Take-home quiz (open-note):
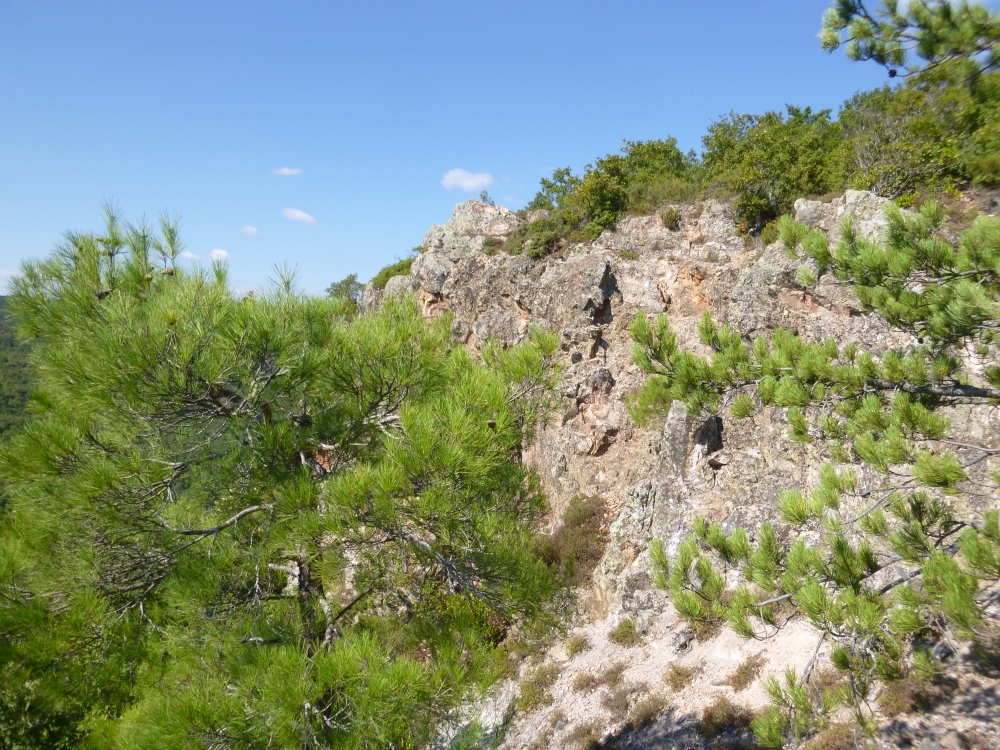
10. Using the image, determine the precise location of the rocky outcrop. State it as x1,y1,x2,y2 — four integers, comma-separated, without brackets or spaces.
393,194,999,750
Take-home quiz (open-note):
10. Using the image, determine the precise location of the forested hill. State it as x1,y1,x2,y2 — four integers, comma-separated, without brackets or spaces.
0,296,32,436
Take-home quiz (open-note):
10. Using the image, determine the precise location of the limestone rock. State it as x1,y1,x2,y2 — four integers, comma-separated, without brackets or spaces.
422,199,522,261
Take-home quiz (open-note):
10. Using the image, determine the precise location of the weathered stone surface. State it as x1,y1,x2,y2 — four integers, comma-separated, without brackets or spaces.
422,199,522,261
386,192,1000,750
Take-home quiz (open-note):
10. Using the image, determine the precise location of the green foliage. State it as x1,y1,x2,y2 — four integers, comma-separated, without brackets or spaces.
702,106,846,232
526,167,581,211
482,236,503,255
752,670,843,748
324,273,364,317
839,84,965,199
0,297,32,437
660,207,682,230
574,139,699,238
638,206,1000,746
505,210,576,259
0,212,563,747
532,494,607,586
823,1,1000,193
517,663,560,711
608,618,642,647
821,0,1000,82
370,255,415,289
565,633,590,657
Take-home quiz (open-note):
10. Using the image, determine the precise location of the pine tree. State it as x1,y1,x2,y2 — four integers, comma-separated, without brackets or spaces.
821,1,1000,83
0,209,561,748
633,204,1000,745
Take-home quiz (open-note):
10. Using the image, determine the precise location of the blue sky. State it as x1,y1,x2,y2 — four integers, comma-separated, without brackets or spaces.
0,0,893,294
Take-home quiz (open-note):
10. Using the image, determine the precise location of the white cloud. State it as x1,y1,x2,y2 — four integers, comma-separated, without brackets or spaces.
179,250,235,262
273,167,303,176
239,225,260,236
441,168,494,192
283,208,317,225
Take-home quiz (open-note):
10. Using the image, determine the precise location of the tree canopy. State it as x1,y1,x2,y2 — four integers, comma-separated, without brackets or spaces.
0,297,32,438
0,211,561,748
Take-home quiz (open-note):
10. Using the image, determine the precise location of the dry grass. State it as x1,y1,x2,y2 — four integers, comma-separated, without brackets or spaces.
608,618,643,647
803,723,865,750
601,686,633,720
697,696,755,737
564,721,602,750
691,618,723,642
600,661,628,689
565,633,590,658
727,654,767,692
665,663,696,691
626,694,666,731
517,663,561,711
878,674,956,716
572,672,600,693
573,661,628,693
526,728,553,750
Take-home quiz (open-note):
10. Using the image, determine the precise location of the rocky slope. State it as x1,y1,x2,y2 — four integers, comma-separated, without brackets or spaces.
368,193,1000,750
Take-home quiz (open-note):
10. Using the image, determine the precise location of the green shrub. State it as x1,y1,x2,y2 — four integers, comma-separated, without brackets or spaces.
877,675,941,717
575,139,698,237
325,273,364,317
572,660,629,693
618,250,639,261
759,219,781,247
370,256,414,289
481,236,502,255
526,167,581,211
803,723,864,750
518,664,561,711
600,685,634,720
608,618,642,647
505,211,573,259
839,85,964,200
565,633,590,657
0,297,32,437
532,495,607,585
698,696,755,737
659,207,682,230
629,175,699,214
702,106,846,232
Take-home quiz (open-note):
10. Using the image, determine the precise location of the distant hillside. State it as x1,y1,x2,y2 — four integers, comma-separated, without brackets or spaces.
0,296,32,436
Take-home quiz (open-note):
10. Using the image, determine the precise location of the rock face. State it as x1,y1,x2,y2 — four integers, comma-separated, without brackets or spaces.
402,196,903,611
385,196,999,749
